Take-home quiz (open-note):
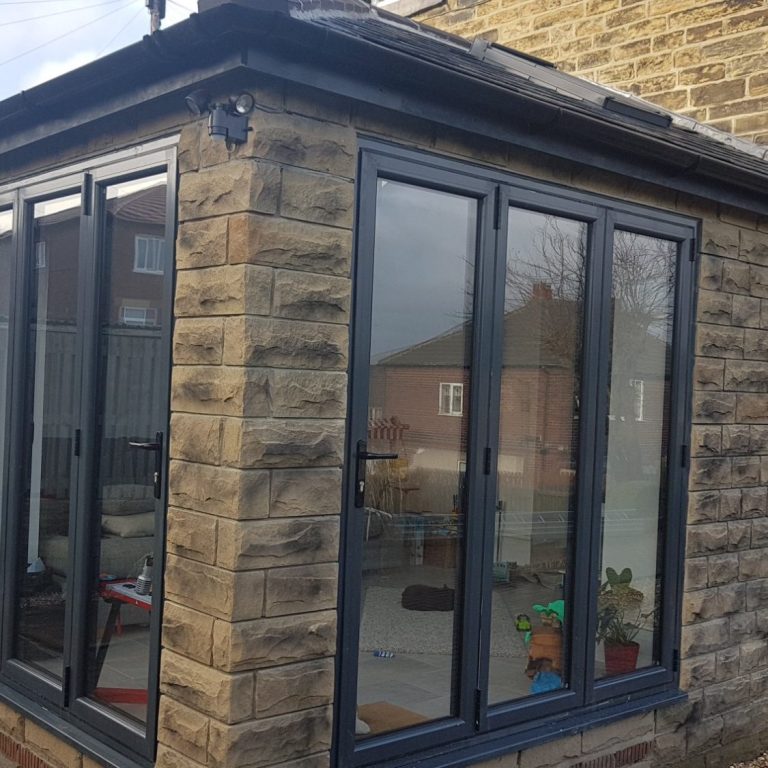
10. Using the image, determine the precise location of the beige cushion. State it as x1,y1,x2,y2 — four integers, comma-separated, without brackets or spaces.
102,512,155,538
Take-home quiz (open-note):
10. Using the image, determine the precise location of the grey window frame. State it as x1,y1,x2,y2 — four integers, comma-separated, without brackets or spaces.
0,140,177,768
335,140,696,768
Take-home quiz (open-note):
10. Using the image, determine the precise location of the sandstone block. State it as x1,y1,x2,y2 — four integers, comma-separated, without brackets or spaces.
749,425,768,452
228,214,351,276
733,456,762,486
723,260,751,295
239,110,356,177
742,487,767,517
725,360,768,392
254,658,335,717
25,722,81,768
730,611,757,641
179,161,280,220
581,712,654,753
270,468,342,517
213,611,336,672
217,517,340,570
693,392,735,423
162,601,214,665
680,653,717,690
170,413,224,465
518,733,580,768
265,563,339,616
208,706,332,768
161,649,254,723
716,646,740,681
692,425,721,456
175,264,272,317
169,461,270,519
703,677,746,716
733,295,762,328
728,520,752,550
746,578,768,610
221,418,345,469
697,289,731,325
720,489,742,520
740,639,768,673
708,553,739,586
156,744,207,768
694,358,725,390
686,557,709,590
0,701,23,740
165,554,265,621
177,218,227,269
687,523,729,556
173,317,224,365
270,370,347,419
158,696,210,764
761,299,768,329
701,221,742,258
696,325,744,359
681,618,730,656
224,316,348,370
178,122,201,174
744,329,768,360
273,270,350,324
687,713,722,753
752,518,768,548
167,506,217,564
736,393,768,422
739,548,768,580
172,366,270,418
688,490,719,524
280,167,354,228
690,457,731,490
699,253,723,290
752,263,768,298
722,425,750,455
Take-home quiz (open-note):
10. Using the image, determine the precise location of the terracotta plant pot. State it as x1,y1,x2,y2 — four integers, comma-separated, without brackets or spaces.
603,641,640,676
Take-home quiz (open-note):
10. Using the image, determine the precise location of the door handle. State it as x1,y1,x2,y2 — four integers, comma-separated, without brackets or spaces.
355,440,399,508
129,431,164,499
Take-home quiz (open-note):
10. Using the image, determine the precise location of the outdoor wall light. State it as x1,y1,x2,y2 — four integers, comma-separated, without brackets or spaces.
183,90,256,146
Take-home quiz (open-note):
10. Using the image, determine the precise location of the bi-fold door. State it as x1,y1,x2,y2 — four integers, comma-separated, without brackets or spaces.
337,144,695,768
0,147,176,759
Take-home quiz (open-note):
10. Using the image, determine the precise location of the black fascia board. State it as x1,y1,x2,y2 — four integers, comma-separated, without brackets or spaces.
0,3,767,214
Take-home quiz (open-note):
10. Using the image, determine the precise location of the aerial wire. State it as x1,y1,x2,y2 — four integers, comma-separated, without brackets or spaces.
96,4,144,56
0,0,126,29
0,0,134,68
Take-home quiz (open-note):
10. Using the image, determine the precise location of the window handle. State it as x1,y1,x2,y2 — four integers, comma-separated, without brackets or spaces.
129,432,164,499
355,440,399,508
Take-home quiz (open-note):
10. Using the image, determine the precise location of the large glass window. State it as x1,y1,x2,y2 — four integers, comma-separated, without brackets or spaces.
0,151,173,763
342,147,695,767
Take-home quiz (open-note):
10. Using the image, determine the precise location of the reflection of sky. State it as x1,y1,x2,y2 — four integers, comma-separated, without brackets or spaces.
370,180,476,360
0,210,12,237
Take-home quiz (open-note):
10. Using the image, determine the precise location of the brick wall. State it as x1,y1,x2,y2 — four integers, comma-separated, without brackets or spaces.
413,0,768,142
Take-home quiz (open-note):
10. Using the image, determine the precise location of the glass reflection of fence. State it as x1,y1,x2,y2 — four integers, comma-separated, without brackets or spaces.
32,325,162,498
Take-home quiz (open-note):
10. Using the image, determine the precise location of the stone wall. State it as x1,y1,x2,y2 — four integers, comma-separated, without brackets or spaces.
412,0,768,142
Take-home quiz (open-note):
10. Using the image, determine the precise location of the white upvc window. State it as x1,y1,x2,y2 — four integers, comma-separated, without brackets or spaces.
121,306,158,327
439,382,463,416
134,235,165,274
630,378,645,422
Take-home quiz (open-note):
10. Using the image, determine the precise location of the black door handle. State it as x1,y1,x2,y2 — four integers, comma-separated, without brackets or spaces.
129,431,164,499
355,440,399,508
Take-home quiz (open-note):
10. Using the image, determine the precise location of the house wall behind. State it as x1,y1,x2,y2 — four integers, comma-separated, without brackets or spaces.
412,0,768,142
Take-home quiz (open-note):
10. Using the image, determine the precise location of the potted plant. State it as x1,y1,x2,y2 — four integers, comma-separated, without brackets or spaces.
596,567,649,676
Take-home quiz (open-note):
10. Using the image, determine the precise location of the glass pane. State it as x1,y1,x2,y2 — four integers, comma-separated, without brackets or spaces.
356,179,476,738
16,193,81,680
595,230,676,679
85,174,167,725
0,210,12,518
488,209,586,704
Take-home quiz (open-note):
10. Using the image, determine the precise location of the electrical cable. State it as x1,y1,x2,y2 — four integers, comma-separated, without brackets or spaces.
95,4,143,56
0,0,126,29
166,0,195,12
0,0,134,68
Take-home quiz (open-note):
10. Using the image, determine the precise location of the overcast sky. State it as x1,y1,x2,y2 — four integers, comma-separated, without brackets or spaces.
0,0,195,102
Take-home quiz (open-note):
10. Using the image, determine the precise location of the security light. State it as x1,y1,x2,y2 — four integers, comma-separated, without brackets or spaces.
184,89,211,116
233,92,255,115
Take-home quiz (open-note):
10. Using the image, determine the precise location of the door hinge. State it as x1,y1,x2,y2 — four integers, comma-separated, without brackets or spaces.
474,688,482,729
74,429,81,457
493,188,501,230
681,443,689,469
484,446,492,475
81,173,93,217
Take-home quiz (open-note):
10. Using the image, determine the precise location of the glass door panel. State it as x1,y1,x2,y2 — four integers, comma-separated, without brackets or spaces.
595,231,676,679
355,179,477,738
84,174,168,725
15,193,81,680
488,208,586,705
0,209,12,510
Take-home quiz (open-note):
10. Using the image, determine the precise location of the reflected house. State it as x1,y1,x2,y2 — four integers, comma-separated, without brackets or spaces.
370,283,670,572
